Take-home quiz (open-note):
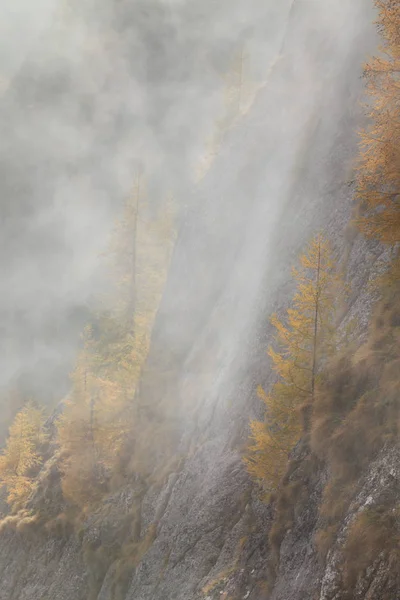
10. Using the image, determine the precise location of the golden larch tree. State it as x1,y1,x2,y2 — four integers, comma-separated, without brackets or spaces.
244,234,342,496
196,45,264,182
57,175,178,507
0,402,47,509
57,326,128,507
105,173,176,381
356,0,400,243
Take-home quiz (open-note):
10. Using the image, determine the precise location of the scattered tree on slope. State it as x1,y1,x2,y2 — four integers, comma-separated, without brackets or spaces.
57,174,177,508
263,3,400,591
356,0,400,243
0,402,47,510
57,326,128,507
244,234,343,496
196,44,264,182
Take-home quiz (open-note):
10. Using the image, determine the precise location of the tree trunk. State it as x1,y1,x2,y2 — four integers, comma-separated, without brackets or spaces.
130,169,141,337
305,239,321,433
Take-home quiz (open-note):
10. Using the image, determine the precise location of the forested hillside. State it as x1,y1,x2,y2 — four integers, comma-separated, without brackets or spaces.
0,0,398,599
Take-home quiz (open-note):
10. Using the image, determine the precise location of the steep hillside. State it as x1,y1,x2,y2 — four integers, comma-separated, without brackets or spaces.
1,1,397,600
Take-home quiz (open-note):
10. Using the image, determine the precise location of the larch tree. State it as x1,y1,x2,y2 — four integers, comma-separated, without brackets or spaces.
223,46,247,118
196,44,263,182
57,326,128,507
57,175,178,506
112,189,178,475
103,179,177,400
0,402,47,509
356,0,400,243
222,45,265,120
109,167,145,336
244,234,343,496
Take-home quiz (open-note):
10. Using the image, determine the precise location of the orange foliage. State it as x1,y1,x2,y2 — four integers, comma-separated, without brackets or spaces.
244,235,342,495
356,0,400,243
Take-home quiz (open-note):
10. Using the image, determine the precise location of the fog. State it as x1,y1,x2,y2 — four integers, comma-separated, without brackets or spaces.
0,0,374,425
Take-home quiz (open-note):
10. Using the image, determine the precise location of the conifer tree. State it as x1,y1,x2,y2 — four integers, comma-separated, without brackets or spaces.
103,181,177,394
222,45,264,120
0,402,47,509
196,44,263,182
56,177,177,506
223,46,247,117
57,326,129,507
109,167,145,335
356,0,400,243
244,235,342,495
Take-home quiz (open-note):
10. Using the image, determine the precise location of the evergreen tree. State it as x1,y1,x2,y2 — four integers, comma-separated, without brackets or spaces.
109,168,145,335
57,326,127,506
223,46,247,117
244,235,342,496
356,0,400,243
0,402,47,509
57,178,177,506
196,44,263,182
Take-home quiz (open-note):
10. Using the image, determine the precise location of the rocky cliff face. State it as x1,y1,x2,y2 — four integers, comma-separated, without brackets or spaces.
1,2,395,600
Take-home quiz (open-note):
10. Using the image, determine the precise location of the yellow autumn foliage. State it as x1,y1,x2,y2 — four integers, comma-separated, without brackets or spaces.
0,402,47,510
356,0,400,243
57,329,129,507
196,45,264,182
244,235,343,496
57,173,177,508
106,174,176,377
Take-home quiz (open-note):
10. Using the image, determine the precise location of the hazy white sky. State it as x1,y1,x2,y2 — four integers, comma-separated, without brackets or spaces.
0,1,57,79
0,0,375,410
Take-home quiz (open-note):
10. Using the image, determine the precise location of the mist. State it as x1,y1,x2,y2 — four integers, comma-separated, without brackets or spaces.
0,1,389,598
0,0,374,423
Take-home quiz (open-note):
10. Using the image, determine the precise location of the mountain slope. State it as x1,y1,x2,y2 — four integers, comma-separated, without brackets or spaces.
0,1,389,600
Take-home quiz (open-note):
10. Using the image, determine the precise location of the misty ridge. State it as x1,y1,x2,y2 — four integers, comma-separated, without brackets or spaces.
0,0,398,599
0,0,299,410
